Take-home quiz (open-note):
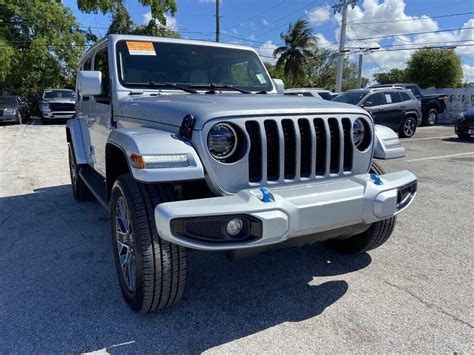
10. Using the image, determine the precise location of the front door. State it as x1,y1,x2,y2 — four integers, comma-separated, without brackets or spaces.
362,93,390,125
89,47,112,176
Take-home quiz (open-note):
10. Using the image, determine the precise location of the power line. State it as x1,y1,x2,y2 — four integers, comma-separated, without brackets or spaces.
349,11,474,25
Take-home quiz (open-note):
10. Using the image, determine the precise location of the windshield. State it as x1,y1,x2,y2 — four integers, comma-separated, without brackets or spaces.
332,91,367,105
0,97,16,105
43,90,75,99
116,40,273,92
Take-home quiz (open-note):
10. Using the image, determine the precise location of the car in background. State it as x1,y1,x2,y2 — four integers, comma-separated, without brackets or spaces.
285,88,335,101
333,87,421,138
0,95,30,124
40,89,76,123
455,106,474,139
368,83,447,126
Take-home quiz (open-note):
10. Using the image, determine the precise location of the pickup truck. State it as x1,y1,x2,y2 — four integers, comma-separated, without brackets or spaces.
40,89,76,122
66,35,417,312
368,83,448,126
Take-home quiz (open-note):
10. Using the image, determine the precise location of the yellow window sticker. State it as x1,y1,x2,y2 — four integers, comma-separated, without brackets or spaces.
126,41,156,56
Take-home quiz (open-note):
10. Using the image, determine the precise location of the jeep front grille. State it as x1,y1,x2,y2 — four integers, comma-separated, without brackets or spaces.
245,117,354,183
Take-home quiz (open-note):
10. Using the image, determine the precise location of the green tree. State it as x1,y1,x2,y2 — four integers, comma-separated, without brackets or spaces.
405,48,463,88
0,1,86,103
273,19,317,86
374,68,407,84
78,0,178,36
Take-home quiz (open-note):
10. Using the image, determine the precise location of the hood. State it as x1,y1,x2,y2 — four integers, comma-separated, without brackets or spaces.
0,104,16,110
119,93,368,129
464,106,474,119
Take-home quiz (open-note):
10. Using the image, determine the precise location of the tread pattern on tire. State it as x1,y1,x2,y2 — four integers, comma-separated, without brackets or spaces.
326,161,397,254
117,175,187,313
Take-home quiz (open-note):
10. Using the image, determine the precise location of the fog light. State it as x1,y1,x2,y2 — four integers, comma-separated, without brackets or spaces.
226,218,243,236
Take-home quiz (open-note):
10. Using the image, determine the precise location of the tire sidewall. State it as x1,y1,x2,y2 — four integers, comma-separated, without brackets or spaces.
427,108,438,126
400,116,416,138
110,177,145,311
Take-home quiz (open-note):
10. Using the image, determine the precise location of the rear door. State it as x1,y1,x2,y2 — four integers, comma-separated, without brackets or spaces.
382,91,404,129
88,47,112,175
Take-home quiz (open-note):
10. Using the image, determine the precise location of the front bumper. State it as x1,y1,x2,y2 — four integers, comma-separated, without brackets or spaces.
455,119,474,135
155,171,417,251
0,114,17,122
42,111,75,120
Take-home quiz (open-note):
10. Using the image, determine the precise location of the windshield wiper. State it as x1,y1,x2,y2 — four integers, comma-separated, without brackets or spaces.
124,81,198,94
190,83,252,94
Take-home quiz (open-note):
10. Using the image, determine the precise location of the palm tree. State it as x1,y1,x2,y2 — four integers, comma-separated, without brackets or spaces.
273,19,317,86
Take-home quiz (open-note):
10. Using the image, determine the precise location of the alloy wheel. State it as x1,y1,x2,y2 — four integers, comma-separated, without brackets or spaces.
403,118,416,137
115,196,136,291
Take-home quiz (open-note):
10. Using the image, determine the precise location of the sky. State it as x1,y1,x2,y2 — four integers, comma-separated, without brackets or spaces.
64,0,474,83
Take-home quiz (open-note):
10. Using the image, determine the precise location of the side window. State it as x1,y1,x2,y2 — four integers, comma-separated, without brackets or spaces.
407,85,421,99
94,49,110,98
83,57,92,71
364,93,385,106
389,92,402,103
400,92,411,101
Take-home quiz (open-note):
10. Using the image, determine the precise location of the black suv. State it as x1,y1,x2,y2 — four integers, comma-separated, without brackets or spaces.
333,88,421,138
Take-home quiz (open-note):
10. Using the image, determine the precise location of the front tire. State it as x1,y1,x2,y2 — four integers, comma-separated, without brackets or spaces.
111,174,187,313
399,116,417,138
326,161,397,254
68,144,94,201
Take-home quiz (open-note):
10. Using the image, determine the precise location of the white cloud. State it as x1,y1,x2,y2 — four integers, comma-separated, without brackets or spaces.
262,18,269,26
329,0,474,82
306,5,331,25
142,11,177,30
462,64,474,83
257,40,278,64
314,32,336,50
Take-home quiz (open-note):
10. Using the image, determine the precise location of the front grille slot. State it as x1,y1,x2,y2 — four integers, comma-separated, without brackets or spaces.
246,121,262,182
342,118,353,171
264,120,280,181
298,119,311,177
282,119,296,179
313,118,326,176
328,118,340,174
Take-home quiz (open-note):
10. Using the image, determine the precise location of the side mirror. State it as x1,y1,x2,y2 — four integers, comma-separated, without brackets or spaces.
272,78,285,94
77,71,102,96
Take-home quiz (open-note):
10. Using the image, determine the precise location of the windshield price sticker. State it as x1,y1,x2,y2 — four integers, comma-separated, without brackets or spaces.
256,73,267,84
126,41,156,56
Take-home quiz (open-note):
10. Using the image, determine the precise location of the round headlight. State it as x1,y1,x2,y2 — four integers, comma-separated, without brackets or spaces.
352,118,365,148
207,123,237,160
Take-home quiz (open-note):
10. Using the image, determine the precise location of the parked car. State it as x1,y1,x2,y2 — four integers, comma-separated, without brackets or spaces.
67,34,417,312
0,95,29,124
40,89,76,123
368,83,447,126
455,106,474,139
333,87,421,138
285,88,335,100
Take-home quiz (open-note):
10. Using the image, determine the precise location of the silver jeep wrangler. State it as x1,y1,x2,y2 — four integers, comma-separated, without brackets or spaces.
66,35,417,313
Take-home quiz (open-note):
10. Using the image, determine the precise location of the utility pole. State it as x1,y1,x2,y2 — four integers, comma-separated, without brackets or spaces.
357,53,363,89
333,0,356,92
215,0,220,42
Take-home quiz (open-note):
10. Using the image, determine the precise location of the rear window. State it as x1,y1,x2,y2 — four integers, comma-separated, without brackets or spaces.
407,85,422,98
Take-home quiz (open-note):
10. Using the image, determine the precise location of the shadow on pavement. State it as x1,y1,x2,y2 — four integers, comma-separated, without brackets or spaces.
442,137,474,144
0,185,371,353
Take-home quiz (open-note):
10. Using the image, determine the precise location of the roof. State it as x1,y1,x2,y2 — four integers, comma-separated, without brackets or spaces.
285,88,331,92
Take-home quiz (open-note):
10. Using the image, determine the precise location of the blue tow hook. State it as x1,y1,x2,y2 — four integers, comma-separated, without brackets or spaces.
259,187,274,203
370,173,383,185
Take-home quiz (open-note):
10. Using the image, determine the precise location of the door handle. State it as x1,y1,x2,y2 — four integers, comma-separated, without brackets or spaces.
378,108,385,112
400,105,406,108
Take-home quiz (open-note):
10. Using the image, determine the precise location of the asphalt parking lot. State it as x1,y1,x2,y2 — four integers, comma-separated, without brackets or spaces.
0,122,473,353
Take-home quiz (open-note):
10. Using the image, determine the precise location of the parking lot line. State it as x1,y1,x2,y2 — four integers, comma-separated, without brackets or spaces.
405,135,456,141
406,152,474,162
